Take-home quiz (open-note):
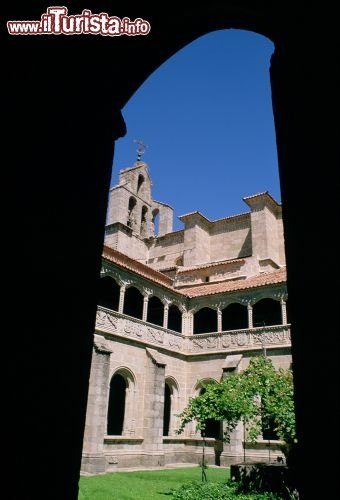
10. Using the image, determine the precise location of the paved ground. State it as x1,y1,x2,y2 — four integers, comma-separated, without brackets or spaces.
80,463,229,476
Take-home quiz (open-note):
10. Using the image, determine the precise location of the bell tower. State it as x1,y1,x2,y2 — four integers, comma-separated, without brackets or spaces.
106,138,155,238
106,160,154,236
104,140,174,261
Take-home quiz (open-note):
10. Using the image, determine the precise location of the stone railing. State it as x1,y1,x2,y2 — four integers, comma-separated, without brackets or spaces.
188,327,290,354
95,306,291,356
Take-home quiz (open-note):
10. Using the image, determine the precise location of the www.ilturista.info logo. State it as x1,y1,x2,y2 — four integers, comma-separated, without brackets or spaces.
7,6,151,36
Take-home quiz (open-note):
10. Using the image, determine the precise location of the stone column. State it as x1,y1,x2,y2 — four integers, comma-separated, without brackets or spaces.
163,303,169,329
122,387,136,436
186,310,194,335
221,421,245,466
168,394,174,436
118,284,126,314
142,295,149,322
181,311,186,335
281,298,287,325
81,335,112,474
247,303,253,329
217,309,222,333
189,420,201,438
142,348,166,466
167,392,180,436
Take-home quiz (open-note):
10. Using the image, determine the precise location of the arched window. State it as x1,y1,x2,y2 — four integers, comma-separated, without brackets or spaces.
222,303,248,331
97,276,120,311
262,414,279,441
147,295,164,326
194,307,217,334
141,205,148,235
127,197,137,227
107,374,126,435
123,286,144,319
152,208,159,236
163,377,179,437
253,298,282,327
168,304,182,333
199,386,222,439
137,174,145,193
163,383,171,436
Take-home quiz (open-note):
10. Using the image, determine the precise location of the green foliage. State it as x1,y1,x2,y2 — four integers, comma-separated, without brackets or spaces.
176,356,296,454
170,480,281,499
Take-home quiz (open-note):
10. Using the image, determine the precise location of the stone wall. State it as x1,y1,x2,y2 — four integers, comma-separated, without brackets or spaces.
182,216,211,267
105,223,148,262
148,230,184,270
81,306,291,471
210,215,252,261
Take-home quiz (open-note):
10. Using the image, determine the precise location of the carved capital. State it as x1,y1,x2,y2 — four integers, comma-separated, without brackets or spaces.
160,296,172,307
142,287,153,298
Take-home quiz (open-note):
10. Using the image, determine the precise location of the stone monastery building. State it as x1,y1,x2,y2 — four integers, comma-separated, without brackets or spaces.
81,161,291,474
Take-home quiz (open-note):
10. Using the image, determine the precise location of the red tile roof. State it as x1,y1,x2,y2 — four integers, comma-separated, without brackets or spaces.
102,246,174,288
101,247,286,298
182,268,287,297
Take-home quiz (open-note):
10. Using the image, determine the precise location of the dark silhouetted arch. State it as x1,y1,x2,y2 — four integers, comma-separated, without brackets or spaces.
107,374,126,435
8,5,339,498
253,298,282,326
123,286,143,319
97,276,120,311
194,307,217,334
163,383,171,436
168,304,182,333
147,295,164,326
222,302,248,331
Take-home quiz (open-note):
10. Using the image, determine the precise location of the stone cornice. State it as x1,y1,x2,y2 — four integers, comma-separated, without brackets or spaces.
93,334,112,354
146,347,167,367
177,258,245,275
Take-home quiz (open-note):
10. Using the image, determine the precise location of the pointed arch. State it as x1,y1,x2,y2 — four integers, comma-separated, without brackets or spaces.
97,275,120,311
137,173,145,193
252,297,282,326
123,285,144,319
163,376,180,436
107,373,126,435
147,295,164,326
222,302,248,331
107,367,137,436
152,208,160,236
168,303,182,333
193,307,217,334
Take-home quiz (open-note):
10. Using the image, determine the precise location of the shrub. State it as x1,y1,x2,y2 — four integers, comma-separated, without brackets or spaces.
170,480,281,499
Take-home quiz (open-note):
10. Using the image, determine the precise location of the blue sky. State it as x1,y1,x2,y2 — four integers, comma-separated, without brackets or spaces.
111,29,280,230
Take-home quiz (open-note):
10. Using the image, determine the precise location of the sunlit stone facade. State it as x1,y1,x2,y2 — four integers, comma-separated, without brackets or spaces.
81,162,290,473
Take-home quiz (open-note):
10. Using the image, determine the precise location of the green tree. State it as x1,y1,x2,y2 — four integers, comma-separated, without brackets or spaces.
176,356,296,460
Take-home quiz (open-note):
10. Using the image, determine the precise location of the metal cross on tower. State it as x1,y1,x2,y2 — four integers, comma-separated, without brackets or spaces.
134,139,148,162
